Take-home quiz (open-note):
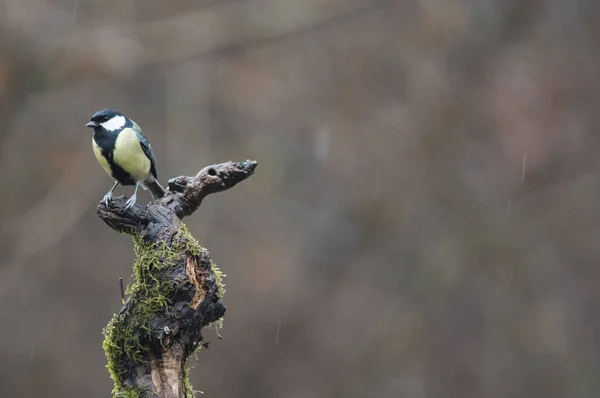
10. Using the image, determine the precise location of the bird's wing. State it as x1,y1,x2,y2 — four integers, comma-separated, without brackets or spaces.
132,122,158,179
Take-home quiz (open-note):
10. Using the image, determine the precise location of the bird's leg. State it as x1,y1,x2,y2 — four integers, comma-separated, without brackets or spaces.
103,181,119,206
124,182,140,210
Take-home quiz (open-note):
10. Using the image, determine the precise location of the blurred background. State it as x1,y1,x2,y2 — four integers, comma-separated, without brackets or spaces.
2,0,600,397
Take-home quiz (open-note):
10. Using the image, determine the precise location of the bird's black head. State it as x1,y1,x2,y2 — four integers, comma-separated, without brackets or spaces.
86,109,127,132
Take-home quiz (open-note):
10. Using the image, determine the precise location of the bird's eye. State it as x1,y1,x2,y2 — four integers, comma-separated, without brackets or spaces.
102,116,110,122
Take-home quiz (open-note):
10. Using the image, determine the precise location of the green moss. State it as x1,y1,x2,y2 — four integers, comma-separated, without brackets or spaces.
179,225,227,331
103,225,226,398
180,227,227,394
209,260,226,331
113,387,149,398
183,350,201,397
103,231,184,396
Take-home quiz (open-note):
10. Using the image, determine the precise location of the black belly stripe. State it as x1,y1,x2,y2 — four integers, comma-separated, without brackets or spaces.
109,163,136,186
94,130,136,186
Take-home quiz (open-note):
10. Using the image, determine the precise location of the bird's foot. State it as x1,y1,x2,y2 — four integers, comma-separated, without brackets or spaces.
102,192,113,207
124,194,137,210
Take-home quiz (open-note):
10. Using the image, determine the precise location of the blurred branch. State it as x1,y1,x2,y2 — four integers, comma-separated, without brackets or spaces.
97,160,256,398
5,0,386,78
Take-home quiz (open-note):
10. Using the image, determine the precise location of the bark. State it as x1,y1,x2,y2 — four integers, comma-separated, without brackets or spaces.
98,160,257,398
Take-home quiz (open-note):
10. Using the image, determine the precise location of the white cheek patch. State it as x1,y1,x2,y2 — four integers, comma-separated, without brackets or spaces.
101,115,126,131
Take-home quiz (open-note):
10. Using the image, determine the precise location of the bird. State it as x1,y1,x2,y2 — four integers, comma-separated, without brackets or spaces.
86,109,165,209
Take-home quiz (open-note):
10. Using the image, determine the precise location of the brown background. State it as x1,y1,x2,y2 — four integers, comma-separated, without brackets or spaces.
2,1,600,397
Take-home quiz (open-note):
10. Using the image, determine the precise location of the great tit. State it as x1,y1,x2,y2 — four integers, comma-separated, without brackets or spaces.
86,109,165,209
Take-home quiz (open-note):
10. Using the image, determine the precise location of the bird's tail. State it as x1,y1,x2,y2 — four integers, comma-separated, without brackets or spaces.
145,179,165,199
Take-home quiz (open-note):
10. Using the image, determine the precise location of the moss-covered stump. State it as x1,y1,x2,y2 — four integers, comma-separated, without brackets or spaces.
97,160,257,398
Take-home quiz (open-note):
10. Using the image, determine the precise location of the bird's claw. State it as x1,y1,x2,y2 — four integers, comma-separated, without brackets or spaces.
124,195,137,210
102,192,113,207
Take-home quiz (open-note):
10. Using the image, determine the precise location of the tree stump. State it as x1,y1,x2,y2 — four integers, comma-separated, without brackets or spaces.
97,160,257,398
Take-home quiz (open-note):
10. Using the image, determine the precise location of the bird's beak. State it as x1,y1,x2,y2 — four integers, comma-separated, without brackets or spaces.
86,121,98,128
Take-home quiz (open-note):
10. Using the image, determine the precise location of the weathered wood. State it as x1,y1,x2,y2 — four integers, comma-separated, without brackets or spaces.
98,160,257,398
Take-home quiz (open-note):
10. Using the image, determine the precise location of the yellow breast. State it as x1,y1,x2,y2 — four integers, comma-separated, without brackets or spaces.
93,139,113,177
113,128,151,182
